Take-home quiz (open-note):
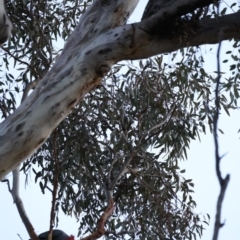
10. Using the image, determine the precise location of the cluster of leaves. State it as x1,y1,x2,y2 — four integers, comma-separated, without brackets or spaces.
23,51,230,239
1,1,240,240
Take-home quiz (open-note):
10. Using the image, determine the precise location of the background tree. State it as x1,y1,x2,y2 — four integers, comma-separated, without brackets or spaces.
0,0,239,239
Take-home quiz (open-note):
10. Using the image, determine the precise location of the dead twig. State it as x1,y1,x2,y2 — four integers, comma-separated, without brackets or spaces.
212,20,230,240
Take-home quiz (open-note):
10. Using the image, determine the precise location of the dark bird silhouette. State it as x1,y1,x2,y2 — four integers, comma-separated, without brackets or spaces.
30,229,74,240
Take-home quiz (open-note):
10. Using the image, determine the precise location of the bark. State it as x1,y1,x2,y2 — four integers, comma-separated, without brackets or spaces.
0,0,240,179
0,0,12,44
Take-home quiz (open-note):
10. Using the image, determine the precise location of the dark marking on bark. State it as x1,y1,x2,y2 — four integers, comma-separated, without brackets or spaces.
81,68,87,75
67,55,72,62
15,123,25,132
125,34,132,40
85,50,92,55
26,111,32,116
98,48,112,54
58,66,73,80
18,132,23,137
51,102,60,109
44,95,50,101
89,16,96,23
101,0,110,7
114,34,119,37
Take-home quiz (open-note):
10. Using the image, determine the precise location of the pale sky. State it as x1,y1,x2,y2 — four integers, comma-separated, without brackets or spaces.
0,1,240,240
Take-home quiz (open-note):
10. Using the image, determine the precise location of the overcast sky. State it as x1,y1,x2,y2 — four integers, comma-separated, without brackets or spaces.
0,1,239,240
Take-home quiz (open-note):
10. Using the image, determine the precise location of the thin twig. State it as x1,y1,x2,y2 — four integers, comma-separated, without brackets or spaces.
212,10,230,239
1,46,39,77
213,41,223,186
48,129,59,240
17,233,24,240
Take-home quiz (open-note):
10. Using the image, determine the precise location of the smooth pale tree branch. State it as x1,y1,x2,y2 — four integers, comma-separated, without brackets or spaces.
2,165,38,240
0,0,139,179
1,0,240,179
9,45,54,240
12,171,39,240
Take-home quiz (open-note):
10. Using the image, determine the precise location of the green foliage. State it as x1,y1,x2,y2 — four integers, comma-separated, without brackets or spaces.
24,51,238,239
1,1,240,239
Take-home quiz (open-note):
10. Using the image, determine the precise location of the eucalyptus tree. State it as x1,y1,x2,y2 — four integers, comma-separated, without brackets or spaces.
0,0,239,239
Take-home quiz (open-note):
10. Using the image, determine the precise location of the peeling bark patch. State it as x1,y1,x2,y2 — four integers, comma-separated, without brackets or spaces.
15,122,25,132
98,48,112,54
114,7,118,13
58,66,73,81
37,138,46,146
67,99,78,109
96,64,110,77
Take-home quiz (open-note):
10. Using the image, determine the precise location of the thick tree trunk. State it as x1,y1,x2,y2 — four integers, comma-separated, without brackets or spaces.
1,0,240,179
